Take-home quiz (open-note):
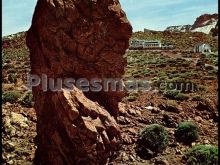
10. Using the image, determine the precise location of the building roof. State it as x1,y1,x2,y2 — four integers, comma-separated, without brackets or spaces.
194,43,210,47
131,39,161,43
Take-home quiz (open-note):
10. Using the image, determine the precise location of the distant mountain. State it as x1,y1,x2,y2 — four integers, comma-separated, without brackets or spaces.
165,25,192,32
165,13,218,35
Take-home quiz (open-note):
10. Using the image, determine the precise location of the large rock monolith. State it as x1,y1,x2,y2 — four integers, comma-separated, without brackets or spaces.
26,0,132,164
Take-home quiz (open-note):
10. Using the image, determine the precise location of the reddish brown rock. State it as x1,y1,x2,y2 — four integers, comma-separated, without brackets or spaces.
26,0,132,164
192,13,218,29
33,87,121,164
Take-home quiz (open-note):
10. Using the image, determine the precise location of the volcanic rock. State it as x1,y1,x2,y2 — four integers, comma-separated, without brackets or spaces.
26,0,132,164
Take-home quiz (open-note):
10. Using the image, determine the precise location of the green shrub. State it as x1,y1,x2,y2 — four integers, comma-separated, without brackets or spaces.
196,85,207,92
205,65,215,70
158,72,167,77
196,61,205,67
180,73,188,78
3,91,22,103
150,70,156,74
8,73,17,84
175,93,189,101
143,69,151,76
127,92,139,102
2,63,13,69
203,76,216,80
137,124,169,154
208,69,218,75
163,90,179,99
175,122,199,145
20,91,33,107
7,68,16,74
167,100,178,107
185,145,218,165
192,95,204,101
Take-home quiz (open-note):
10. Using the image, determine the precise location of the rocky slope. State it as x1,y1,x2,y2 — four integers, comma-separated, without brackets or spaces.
165,13,218,35
2,30,218,164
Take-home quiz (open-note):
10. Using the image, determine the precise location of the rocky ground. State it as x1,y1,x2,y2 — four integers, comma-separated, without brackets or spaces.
2,31,218,164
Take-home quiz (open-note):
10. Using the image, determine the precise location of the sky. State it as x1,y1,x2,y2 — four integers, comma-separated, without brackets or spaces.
2,0,218,36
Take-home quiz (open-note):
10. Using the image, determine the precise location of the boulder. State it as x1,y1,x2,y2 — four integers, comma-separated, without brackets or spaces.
26,0,132,164
33,87,121,164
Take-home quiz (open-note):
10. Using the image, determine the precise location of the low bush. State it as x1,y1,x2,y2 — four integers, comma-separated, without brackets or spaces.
185,145,218,165
8,73,17,84
196,85,207,92
163,90,179,99
175,93,189,101
203,76,216,80
175,121,199,145
7,68,16,74
127,92,139,102
20,91,34,108
192,95,204,101
137,124,169,158
208,69,218,75
3,90,22,103
2,63,13,69
205,65,215,70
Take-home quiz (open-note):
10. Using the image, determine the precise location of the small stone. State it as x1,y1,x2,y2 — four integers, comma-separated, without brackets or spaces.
8,160,14,165
169,130,175,135
4,142,15,152
2,153,7,161
212,112,218,122
118,103,127,115
169,141,178,147
154,157,169,165
5,102,12,106
129,155,136,162
128,108,141,116
122,153,129,161
204,140,209,144
195,116,203,122
118,116,131,125
162,114,177,128
8,127,16,137
176,149,182,155
146,106,154,110
17,131,24,137
152,108,160,114
121,133,133,144
191,142,196,146
196,101,213,112
11,112,28,128
127,128,137,135
158,103,181,113
122,152,126,157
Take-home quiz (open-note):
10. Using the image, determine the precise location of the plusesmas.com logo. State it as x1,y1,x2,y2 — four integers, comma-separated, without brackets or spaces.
26,74,198,93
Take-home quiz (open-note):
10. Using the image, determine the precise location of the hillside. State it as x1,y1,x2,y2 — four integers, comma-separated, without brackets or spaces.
132,30,218,51
2,31,218,164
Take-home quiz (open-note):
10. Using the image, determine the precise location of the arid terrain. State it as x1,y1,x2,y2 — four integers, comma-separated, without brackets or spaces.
2,30,218,164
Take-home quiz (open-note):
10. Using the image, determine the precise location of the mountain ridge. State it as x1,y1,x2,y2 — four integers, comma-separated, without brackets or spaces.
165,13,218,35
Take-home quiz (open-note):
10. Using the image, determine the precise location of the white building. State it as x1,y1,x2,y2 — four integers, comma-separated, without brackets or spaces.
161,44,175,49
130,39,161,49
194,43,211,53
130,40,145,49
143,40,162,48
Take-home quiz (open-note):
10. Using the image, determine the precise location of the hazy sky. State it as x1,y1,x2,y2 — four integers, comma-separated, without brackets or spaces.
2,0,218,36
